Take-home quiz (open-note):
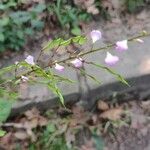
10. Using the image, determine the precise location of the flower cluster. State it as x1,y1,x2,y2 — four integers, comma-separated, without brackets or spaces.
90,30,144,66
20,30,144,80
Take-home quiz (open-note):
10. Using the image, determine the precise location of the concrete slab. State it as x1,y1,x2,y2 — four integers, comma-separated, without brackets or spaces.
7,10,150,113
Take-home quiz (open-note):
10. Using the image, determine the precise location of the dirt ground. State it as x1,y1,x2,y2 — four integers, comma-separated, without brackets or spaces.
105,100,150,150
0,98,149,150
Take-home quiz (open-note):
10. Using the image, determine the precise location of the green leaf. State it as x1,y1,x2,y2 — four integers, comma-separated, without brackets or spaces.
17,31,24,39
71,27,81,36
72,36,81,43
25,28,34,35
91,62,129,86
78,36,87,45
46,123,56,133
72,36,87,45
55,87,65,106
10,11,31,24
47,83,65,107
0,4,6,10
31,20,44,29
60,39,71,46
0,129,6,137
6,2,17,7
0,17,9,26
126,0,144,13
0,100,12,123
54,74,75,83
0,65,16,76
80,68,101,84
31,3,46,13
43,35,87,52
0,33,4,42
92,134,104,150
43,38,63,51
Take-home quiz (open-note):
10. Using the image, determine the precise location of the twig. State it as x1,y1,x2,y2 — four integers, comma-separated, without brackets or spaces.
2,122,29,129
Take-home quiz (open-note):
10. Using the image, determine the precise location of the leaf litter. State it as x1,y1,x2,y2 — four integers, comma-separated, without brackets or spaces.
0,99,149,150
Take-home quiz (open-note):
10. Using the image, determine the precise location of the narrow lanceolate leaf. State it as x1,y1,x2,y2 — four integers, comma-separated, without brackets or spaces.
53,74,75,83
47,83,65,107
72,36,87,45
0,130,6,137
80,68,101,84
71,27,81,36
55,87,65,107
72,36,82,43
0,100,12,123
92,134,104,150
90,62,129,86
60,39,71,46
78,36,87,45
43,36,87,52
0,65,16,76
43,38,63,51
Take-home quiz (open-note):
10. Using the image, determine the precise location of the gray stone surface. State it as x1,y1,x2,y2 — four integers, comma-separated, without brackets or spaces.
12,33,150,112
7,9,150,112
85,36,150,89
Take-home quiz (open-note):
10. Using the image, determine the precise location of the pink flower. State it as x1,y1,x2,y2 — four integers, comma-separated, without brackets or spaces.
90,30,102,43
55,63,64,72
25,55,35,65
15,61,19,65
115,40,128,51
105,52,119,66
71,58,83,68
21,76,29,82
135,38,144,43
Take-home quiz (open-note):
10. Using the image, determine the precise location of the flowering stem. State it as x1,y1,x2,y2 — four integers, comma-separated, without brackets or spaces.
21,32,150,78
1,32,149,85
54,32,150,65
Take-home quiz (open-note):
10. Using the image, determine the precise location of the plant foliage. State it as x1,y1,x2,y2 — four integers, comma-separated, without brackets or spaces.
0,0,46,52
125,0,145,13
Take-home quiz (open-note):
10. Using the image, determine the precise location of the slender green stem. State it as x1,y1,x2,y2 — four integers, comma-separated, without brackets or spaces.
54,32,150,64
1,32,150,84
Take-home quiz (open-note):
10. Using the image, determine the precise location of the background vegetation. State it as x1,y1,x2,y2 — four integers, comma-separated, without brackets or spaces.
0,0,148,53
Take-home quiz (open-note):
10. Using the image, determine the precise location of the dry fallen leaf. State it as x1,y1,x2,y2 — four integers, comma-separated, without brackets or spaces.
24,107,40,120
87,5,99,15
97,100,109,111
81,140,95,150
14,131,28,140
26,128,37,142
69,105,89,127
130,103,148,129
74,0,99,15
72,105,85,118
38,116,48,126
29,118,38,128
23,108,48,128
100,108,124,121
141,100,150,113
65,128,75,148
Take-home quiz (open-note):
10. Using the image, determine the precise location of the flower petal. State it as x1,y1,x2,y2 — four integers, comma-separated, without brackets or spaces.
71,58,83,68
55,63,64,72
25,55,35,65
105,52,119,66
21,76,29,82
115,40,128,51
90,30,102,43
15,61,19,65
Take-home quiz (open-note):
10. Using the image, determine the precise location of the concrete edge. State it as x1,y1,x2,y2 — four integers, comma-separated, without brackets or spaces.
11,74,150,117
